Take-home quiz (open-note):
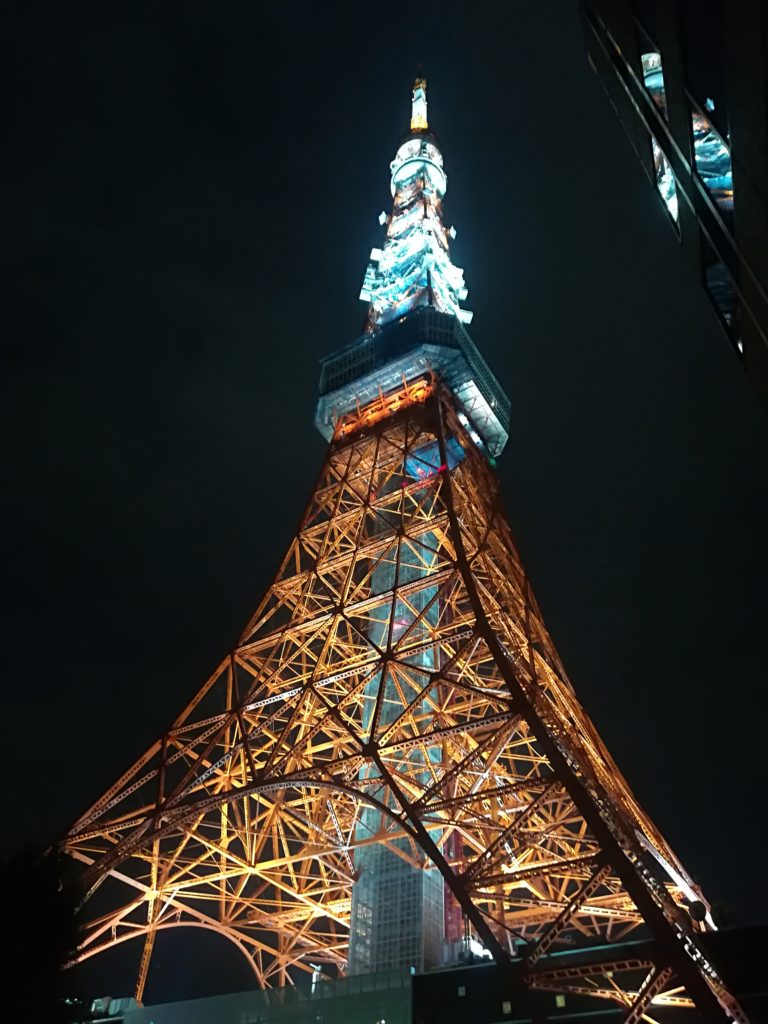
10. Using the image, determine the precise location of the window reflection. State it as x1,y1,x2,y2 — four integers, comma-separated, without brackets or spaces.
651,135,679,223
701,231,736,331
691,107,733,211
641,51,667,117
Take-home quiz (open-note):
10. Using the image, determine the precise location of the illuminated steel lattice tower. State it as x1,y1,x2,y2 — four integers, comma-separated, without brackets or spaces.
62,80,745,1022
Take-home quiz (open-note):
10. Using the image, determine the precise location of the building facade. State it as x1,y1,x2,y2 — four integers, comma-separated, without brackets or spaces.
579,0,768,410
75,925,768,1024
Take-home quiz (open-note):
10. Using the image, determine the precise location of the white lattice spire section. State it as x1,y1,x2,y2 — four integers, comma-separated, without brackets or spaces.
359,77,473,330
411,75,428,130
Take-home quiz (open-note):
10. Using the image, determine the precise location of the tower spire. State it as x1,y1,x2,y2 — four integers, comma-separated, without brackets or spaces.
358,78,471,332
410,74,428,131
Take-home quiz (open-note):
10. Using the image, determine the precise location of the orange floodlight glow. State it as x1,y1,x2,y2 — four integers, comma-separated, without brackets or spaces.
333,374,434,440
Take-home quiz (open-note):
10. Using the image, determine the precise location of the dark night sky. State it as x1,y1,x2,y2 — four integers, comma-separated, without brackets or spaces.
4,0,768,1003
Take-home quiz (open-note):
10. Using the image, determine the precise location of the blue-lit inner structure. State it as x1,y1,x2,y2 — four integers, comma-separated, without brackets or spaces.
315,78,511,975
350,463,444,973
405,437,464,479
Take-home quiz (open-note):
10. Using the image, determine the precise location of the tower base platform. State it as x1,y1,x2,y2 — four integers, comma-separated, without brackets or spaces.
76,923,768,1024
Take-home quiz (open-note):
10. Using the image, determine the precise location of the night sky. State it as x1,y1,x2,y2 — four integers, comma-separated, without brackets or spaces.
5,0,768,1004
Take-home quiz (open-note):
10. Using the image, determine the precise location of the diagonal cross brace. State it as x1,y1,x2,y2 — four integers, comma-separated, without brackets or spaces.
624,965,674,1024
525,861,613,966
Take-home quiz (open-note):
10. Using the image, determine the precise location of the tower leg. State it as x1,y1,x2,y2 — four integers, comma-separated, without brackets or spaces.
135,897,157,1003
135,844,160,1003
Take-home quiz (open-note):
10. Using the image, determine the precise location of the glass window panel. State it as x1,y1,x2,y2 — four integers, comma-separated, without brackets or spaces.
650,135,679,225
691,106,734,213
640,49,667,118
700,232,737,337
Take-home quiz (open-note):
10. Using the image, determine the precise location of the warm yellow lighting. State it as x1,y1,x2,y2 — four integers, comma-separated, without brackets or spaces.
411,76,428,131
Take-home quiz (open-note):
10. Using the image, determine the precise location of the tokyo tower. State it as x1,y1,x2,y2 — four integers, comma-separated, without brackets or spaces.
62,78,746,1022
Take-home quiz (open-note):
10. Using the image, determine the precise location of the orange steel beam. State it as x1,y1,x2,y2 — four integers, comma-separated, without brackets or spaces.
60,383,745,1022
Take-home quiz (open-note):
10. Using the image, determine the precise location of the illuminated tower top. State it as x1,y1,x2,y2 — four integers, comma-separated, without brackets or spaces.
316,78,509,456
360,77,471,331
410,76,428,131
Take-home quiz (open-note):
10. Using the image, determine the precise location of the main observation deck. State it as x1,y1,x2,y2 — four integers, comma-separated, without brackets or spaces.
315,308,510,457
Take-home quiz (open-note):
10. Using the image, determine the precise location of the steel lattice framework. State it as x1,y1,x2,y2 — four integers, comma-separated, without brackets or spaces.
63,382,744,1021
61,77,747,1022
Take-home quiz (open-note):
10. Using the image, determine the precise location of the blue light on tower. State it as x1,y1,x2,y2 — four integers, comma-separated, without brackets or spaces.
359,78,473,330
